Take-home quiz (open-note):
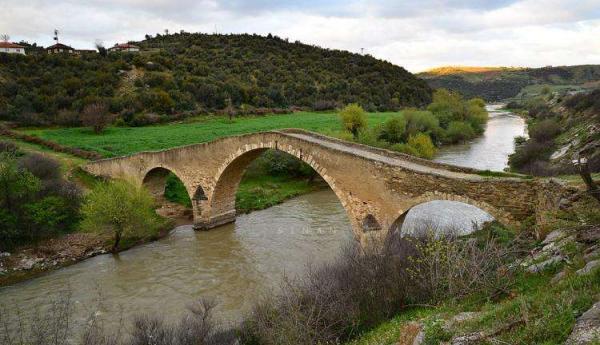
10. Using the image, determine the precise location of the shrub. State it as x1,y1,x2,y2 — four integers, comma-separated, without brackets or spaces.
0,141,18,155
339,103,367,139
377,115,406,144
403,109,442,142
529,119,562,142
313,100,338,111
82,102,112,134
18,153,61,180
408,133,436,159
391,143,419,156
81,179,164,252
445,121,476,143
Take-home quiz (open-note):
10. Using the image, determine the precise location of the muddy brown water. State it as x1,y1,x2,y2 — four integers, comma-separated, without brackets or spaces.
0,105,526,334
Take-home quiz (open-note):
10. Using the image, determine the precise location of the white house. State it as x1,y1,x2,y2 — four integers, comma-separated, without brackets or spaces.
109,43,140,53
0,41,26,55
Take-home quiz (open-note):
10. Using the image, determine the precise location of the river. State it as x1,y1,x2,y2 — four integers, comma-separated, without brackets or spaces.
0,105,526,333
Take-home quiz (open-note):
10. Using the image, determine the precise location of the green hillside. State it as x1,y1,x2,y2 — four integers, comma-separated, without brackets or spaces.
418,64,600,101
0,32,432,126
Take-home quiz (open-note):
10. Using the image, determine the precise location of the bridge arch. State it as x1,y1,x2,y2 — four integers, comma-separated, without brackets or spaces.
141,166,203,205
389,192,512,236
202,142,361,237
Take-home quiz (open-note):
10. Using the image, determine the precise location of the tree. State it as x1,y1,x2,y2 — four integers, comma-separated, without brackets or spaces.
81,180,163,252
408,133,436,159
95,39,107,57
340,103,367,139
0,34,9,42
224,96,236,121
82,102,111,134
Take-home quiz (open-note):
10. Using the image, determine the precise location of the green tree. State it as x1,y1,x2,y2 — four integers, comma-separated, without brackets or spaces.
81,179,163,252
377,116,406,144
445,121,476,144
340,103,367,139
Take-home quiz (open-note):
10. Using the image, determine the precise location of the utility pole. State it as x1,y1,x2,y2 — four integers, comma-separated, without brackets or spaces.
360,47,364,55
53,29,60,44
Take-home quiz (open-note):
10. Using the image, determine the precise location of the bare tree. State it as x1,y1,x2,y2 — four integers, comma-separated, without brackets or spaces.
82,102,112,134
0,34,9,42
95,39,107,57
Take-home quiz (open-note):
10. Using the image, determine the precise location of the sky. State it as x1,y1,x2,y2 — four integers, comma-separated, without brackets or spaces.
1,0,599,72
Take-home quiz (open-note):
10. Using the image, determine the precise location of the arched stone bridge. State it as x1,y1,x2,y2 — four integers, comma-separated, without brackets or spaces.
83,129,561,243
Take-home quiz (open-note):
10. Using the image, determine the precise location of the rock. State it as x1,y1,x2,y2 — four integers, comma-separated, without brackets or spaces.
443,312,482,332
396,321,424,345
577,226,600,244
551,270,567,284
543,229,567,245
527,255,564,273
565,301,600,344
0,252,10,258
584,247,600,263
577,260,600,276
451,332,485,345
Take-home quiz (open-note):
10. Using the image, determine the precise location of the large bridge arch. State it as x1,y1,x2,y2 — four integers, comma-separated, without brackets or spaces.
201,142,361,236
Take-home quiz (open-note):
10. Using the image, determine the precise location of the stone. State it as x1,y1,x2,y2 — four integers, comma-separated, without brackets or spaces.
542,229,567,245
451,332,485,345
527,255,564,273
565,301,600,344
577,260,600,276
551,270,567,284
584,247,600,263
82,129,562,243
443,312,482,331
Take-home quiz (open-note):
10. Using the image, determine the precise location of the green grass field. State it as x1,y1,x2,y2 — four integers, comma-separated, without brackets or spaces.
23,111,400,157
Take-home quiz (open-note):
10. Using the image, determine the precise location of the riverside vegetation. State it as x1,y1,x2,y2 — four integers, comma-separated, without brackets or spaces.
2,192,600,344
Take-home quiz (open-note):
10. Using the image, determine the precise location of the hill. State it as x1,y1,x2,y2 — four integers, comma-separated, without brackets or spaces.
418,64,600,101
0,32,432,126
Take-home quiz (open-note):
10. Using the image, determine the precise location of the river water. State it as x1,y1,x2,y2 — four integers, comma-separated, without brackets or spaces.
0,105,526,333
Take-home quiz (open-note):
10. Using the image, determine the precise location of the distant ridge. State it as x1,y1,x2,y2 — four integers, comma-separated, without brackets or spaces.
420,66,524,76
418,64,600,101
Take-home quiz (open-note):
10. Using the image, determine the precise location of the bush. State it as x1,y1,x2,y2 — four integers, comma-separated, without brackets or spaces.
529,119,562,142
82,102,112,134
404,109,441,140
240,228,516,345
408,133,436,159
81,179,165,252
445,121,476,144
339,103,367,139
18,153,61,180
391,143,419,156
377,115,406,144
0,141,18,155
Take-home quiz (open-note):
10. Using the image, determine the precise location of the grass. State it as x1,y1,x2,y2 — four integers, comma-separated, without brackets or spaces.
236,174,322,213
22,111,402,157
346,267,600,345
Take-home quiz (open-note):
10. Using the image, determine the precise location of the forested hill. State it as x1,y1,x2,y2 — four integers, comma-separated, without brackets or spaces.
0,32,432,126
418,65,600,101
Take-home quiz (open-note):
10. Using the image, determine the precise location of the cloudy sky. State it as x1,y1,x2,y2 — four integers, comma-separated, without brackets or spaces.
1,0,599,72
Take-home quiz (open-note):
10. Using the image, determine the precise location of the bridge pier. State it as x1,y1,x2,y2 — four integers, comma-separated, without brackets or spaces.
193,210,237,230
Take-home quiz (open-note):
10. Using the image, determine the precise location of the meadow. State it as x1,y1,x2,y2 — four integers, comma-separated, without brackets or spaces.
23,111,401,157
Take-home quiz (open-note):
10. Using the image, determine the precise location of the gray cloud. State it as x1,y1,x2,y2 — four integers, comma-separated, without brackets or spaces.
0,0,598,72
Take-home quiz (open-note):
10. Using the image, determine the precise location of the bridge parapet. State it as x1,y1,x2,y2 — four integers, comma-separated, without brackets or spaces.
83,129,567,243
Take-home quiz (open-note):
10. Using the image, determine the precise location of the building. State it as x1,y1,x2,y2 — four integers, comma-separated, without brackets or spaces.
0,41,26,55
46,43,75,54
109,43,140,53
75,49,97,55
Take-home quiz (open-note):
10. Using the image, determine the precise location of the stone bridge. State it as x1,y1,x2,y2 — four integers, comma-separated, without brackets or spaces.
83,129,562,243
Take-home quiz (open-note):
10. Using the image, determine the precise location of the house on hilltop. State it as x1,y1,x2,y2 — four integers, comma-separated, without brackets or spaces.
46,43,75,54
0,41,26,55
109,43,140,52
